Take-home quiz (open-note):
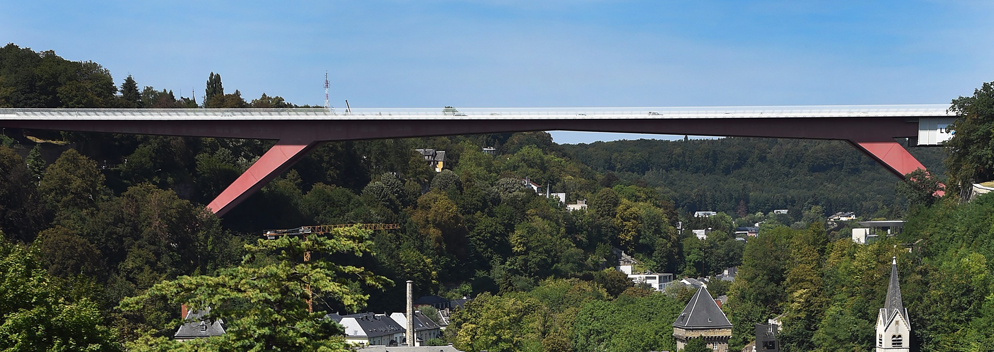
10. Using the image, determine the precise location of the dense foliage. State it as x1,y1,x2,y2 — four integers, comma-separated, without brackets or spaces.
564,138,944,218
3,44,994,351
119,227,388,351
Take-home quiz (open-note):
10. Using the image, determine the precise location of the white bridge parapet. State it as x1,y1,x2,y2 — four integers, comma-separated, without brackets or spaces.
0,104,953,121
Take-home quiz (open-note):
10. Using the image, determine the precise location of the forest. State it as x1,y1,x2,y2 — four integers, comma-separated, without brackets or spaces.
2,42,994,351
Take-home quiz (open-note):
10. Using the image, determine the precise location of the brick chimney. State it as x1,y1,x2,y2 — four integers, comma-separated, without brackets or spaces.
181,304,189,320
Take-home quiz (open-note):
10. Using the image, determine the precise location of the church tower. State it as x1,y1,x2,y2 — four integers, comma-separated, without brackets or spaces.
876,257,910,351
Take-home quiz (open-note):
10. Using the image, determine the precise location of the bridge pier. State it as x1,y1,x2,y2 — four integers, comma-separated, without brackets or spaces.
206,138,321,217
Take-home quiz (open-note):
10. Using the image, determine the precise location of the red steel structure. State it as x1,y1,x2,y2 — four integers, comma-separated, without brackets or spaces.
0,105,953,216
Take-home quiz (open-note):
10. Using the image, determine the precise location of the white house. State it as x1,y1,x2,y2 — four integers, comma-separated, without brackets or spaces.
694,211,717,218
616,253,674,292
567,199,588,212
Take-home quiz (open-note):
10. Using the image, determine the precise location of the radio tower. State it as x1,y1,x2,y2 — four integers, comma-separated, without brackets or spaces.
324,71,330,110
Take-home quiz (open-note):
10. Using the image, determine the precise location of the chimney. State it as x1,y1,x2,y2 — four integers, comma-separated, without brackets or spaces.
181,304,188,320
406,280,414,346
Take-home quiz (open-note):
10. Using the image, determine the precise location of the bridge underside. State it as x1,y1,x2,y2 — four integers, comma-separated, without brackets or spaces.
3,117,926,216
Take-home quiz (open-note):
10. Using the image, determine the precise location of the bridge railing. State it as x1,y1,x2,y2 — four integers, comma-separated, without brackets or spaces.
0,104,953,119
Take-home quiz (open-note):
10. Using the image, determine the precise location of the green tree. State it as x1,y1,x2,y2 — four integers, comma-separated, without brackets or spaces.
249,93,292,108
120,74,141,107
0,146,46,242
26,143,46,181
0,235,120,351
38,149,108,230
119,226,390,351
56,61,117,108
946,81,994,199
35,226,104,278
208,90,248,108
572,294,683,352
447,292,546,352
897,168,944,210
204,72,223,107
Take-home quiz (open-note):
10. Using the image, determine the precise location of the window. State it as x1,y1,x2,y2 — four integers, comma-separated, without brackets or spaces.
892,334,903,348
200,322,208,332
878,334,882,347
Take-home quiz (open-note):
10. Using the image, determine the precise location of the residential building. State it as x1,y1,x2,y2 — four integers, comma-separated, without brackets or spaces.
773,209,788,215
567,199,588,212
694,211,717,218
876,257,911,352
692,229,708,240
481,146,496,156
328,312,406,347
715,267,737,282
174,307,225,341
754,323,780,352
852,228,878,244
522,177,541,193
858,220,906,237
829,212,857,222
630,272,676,291
415,149,446,172
680,277,707,290
734,227,759,238
615,250,674,291
673,286,732,351
390,311,442,346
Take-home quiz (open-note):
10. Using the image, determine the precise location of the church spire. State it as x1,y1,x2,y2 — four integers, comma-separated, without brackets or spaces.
884,256,908,324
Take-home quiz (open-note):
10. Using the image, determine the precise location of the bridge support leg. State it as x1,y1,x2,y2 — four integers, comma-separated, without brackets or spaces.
849,141,927,178
207,138,320,217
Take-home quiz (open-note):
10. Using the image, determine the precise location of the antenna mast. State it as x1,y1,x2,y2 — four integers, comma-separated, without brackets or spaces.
324,71,330,110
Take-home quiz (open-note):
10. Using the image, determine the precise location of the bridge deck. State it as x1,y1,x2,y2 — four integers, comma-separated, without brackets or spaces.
0,104,952,120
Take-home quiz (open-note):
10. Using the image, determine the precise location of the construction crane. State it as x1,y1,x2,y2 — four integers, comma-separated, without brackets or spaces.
261,223,400,312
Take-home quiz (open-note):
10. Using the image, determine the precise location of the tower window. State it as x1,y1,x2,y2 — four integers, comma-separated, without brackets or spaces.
892,334,903,347
878,334,882,347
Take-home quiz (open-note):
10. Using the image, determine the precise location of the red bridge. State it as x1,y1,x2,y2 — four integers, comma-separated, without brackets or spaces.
0,105,955,216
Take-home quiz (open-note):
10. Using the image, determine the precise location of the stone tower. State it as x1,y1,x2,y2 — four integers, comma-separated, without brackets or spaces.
876,257,910,351
673,286,733,352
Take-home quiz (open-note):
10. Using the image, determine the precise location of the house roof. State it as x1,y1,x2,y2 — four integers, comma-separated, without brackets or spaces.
390,311,441,332
334,312,406,338
672,287,732,329
174,308,226,339
449,298,469,310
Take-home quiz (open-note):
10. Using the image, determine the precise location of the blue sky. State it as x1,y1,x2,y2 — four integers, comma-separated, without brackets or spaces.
3,1,993,143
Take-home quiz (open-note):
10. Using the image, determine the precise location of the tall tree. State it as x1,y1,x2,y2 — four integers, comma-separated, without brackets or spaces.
120,74,141,107
38,149,108,231
946,81,994,199
204,72,223,107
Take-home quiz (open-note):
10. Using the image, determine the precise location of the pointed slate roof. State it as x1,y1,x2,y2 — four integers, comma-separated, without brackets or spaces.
673,286,732,329
174,307,226,339
883,257,910,328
